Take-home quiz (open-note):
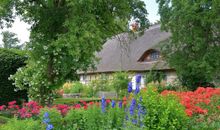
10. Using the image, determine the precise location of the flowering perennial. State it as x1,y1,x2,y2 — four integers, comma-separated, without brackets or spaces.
161,87,220,116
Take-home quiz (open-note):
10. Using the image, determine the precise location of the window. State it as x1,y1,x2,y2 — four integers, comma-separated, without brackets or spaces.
138,49,160,62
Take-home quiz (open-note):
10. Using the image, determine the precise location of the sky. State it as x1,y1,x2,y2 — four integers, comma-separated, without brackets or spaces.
0,0,160,45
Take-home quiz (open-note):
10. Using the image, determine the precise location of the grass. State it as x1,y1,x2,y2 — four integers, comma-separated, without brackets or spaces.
0,116,10,125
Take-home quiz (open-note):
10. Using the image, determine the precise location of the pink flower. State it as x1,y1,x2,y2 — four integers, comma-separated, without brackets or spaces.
0,105,6,111
106,99,111,104
8,101,16,106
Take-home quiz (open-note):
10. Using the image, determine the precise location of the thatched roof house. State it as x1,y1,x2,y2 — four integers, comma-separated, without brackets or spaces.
79,24,177,84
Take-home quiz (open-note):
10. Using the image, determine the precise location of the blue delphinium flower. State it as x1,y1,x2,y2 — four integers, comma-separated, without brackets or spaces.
43,112,54,130
111,100,116,108
137,96,146,128
43,118,50,124
101,96,106,113
129,98,136,116
135,84,140,94
46,124,54,130
128,82,132,93
118,101,122,108
135,74,141,84
44,112,49,118
132,119,138,125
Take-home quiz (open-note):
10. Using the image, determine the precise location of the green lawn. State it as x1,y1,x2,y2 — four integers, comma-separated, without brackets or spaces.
54,97,119,105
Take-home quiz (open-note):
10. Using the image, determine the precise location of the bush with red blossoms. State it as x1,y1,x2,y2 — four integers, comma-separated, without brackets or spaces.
0,99,127,119
161,87,220,117
54,104,70,116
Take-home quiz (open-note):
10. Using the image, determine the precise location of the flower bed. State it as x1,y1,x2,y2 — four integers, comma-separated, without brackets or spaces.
1,80,220,129
161,87,220,117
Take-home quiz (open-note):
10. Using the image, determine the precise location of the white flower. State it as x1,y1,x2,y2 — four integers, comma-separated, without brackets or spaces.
43,46,48,50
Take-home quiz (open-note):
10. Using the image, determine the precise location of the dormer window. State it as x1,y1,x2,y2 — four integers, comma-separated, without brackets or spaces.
138,49,160,62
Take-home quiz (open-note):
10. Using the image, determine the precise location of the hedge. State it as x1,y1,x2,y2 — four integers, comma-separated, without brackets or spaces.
0,48,28,105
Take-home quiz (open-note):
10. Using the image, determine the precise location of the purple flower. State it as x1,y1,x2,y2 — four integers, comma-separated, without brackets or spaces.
44,112,49,118
129,98,136,116
43,118,50,124
43,112,54,130
46,124,54,130
111,100,116,108
118,101,122,108
132,119,137,124
139,96,142,102
101,97,106,113
135,74,141,83
135,84,140,94
128,82,132,93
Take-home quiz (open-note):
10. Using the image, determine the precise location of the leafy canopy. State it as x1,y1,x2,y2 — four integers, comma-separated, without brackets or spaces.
1,0,149,105
1,31,22,49
157,0,220,89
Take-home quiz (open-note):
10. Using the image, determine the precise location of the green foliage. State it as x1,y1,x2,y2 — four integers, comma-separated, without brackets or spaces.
64,109,87,130
145,70,165,84
63,105,126,130
0,118,43,130
0,48,28,105
111,72,130,97
0,116,10,125
70,82,84,93
53,98,110,105
140,86,189,130
81,85,96,98
63,82,84,94
89,76,113,92
39,108,62,128
6,0,149,105
1,31,22,49
0,0,14,28
157,0,220,90
150,80,188,93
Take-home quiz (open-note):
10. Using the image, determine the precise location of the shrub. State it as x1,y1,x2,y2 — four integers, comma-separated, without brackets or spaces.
0,48,28,105
39,108,63,128
63,82,72,94
111,72,130,98
70,82,84,93
63,81,85,94
88,78,112,94
81,86,96,97
63,101,125,130
64,109,87,129
145,70,165,84
140,86,189,130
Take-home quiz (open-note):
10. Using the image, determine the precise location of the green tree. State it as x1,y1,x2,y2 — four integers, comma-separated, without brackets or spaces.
0,0,14,28
157,0,220,90
1,31,22,49
1,0,149,105
111,72,130,98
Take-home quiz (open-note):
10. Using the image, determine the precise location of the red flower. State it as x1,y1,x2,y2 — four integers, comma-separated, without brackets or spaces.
73,104,81,109
88,102,94,106
123,96,127,101
185,109,193,117
83,105,88,110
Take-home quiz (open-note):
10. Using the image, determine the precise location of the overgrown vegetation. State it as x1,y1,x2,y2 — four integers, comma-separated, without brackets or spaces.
0,48,28,105
0,0,150,105
157,0,220,90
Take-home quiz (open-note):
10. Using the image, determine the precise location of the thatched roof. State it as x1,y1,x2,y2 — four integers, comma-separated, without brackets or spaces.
79,24,172,74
